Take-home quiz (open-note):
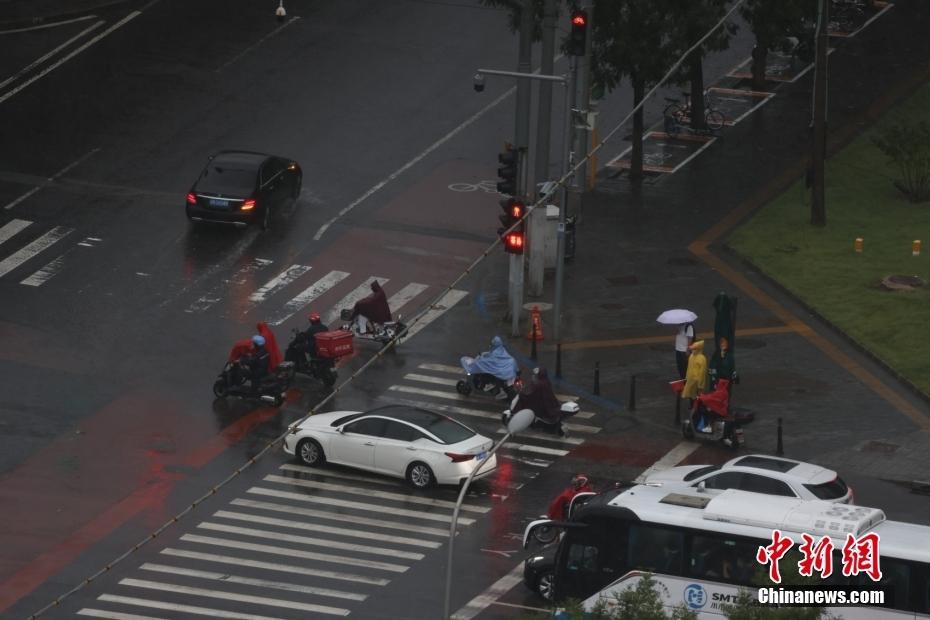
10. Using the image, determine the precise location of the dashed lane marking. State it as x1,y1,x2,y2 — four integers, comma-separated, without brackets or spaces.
160,547,390,586
138,563,365,601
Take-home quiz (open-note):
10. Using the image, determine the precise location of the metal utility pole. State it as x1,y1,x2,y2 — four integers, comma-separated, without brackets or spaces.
508,0,534,336
811,0,829,226
528,0,557,298
552,62,573,344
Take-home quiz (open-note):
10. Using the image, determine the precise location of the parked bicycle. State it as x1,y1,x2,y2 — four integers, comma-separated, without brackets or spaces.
662,91,726,133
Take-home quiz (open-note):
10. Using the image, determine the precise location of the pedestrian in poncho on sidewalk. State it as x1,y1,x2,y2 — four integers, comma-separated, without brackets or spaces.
681,340,708,401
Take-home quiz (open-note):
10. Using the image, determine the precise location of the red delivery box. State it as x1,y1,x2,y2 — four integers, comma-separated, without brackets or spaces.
316,330,354,359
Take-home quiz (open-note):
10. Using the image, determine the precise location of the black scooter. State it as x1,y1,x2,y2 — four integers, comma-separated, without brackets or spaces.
212,360,293,407
284,329,338,387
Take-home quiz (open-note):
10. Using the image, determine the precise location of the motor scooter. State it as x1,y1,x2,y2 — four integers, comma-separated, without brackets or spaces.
284,328,353,387
678,379,748,449
212,359,293,407
340,309,406,346
455,356,522,400
501,395,580,435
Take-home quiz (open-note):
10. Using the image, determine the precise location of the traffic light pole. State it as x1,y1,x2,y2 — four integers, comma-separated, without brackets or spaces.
552,58,573,344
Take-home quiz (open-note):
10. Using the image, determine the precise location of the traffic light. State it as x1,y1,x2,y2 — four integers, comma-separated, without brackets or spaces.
568,9,588,56
497,145,518,195
498,198,526,255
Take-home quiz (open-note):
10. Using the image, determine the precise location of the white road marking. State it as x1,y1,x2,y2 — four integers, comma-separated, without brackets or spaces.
197,521,423,561
161,548,390,586
0,20,104,91
387,282,429,314
97,594,286,620
503,443,569,457
118,578,349,616
230,498,450,537
634,441,700,483
493,427,584,445
404,372,457,386
404,289,469,339
263,474,490,513
186,257,273,313
313,85,518,240
247,487,475,525
215,16,301,72
213,509,439,549
322,277,389,325
385,386,599,428
0,226,73,278
268,270,350,326
451,563,525,620
181,533,408,573
0,219,31,244
139,563,365,601
20,253,67,286
418,362,462,374
278,463,399,486
247,264,311,303
0,14,98,35
77,609,164,620
4,148,100,210
0,13,141,106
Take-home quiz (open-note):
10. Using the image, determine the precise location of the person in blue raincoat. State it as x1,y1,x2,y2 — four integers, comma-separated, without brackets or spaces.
465,336,519,399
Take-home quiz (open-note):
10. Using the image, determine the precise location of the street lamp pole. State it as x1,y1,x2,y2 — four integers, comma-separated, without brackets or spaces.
442,408,534,619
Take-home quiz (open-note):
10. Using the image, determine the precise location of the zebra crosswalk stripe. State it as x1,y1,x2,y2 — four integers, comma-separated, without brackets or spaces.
78,609,165,620
269,270,350,326
322,277,390,325
0,226,73,278
187,258,273,313
278,463,399,486
0,219,32,246
417,362,463,375
404,372,457,387
404,289,469,339
248,264,312,304
96,594,287,620
387,282,429,315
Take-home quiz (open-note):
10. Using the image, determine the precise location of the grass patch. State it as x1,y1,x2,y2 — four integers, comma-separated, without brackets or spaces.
729,80,930,393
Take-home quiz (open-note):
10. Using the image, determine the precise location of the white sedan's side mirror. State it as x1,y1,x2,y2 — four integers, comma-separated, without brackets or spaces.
696,481,706,493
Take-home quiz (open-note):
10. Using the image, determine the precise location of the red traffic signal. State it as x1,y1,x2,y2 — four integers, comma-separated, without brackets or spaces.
569,9,588,56
499,198,526,230
504,231,525,254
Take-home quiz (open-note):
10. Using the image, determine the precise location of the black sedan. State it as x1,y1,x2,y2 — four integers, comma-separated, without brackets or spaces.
185,150,302,230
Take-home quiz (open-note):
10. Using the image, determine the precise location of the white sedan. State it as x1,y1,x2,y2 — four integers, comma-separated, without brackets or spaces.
283,404,497,489
642,454,853,503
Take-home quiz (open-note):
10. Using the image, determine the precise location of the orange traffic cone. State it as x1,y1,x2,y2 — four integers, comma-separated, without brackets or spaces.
527,305,544,341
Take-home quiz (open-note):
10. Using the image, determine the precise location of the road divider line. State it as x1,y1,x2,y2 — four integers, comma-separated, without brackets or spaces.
180,533,408,573
246,487,475,524
230,498,450,537
262,474,490,513
634,441,701,483
387,282,429,315
0,226,73,278
4,148,100,210
269,270,350,326
322,277,389,325
160,547,390,586
0,13,141,106
404,289,469,339
97,594,286,620
278,463,399,486
118,578,349,616
197,521,424,561
138,563,365,601
213,509,439,549
0,20,104,91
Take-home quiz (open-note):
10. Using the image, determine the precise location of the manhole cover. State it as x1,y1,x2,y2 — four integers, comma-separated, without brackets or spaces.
880,274,924,291
600,303,625,311
606,275,639,286
860,440,899,454
667,257,698,266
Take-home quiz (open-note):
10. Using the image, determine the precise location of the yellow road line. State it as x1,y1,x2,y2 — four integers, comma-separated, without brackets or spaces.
556,325,795,351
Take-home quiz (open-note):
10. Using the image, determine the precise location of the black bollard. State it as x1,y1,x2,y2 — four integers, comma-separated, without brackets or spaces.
776,417,784,456
593,362,600,396
628,374,637,411
530,323,538,361
555,343,562,379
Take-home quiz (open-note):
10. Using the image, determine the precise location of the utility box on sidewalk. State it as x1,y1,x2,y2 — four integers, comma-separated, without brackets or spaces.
544,206,576,267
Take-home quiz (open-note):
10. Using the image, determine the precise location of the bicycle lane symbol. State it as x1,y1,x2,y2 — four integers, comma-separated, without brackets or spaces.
447,180,501,194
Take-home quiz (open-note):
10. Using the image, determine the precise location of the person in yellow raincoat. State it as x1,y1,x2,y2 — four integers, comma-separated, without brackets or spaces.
681,340,708,400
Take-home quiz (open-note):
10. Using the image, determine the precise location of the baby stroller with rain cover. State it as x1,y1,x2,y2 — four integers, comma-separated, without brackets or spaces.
677,379,746,449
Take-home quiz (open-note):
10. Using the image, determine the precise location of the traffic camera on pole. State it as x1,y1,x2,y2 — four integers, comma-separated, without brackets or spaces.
497,144,518,195
498,197,526,255
568,9,588,56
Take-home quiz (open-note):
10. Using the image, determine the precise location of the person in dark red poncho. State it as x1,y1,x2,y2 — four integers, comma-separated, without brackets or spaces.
350,280,391,334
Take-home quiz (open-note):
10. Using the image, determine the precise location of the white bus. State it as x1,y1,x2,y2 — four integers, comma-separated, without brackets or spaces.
522,484,930,618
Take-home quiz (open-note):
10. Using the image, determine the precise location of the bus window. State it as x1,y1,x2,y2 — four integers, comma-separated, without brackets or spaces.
628,524,684,575
853,558,910,612
689,535,759,585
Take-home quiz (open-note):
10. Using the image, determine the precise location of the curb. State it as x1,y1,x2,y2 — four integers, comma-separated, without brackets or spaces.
0,0,128,29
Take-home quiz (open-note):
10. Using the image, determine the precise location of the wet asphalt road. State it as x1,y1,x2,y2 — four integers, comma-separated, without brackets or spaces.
3,1,930,619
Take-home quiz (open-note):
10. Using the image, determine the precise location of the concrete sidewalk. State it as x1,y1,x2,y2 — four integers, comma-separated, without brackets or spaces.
522,0,930,485
0,0,127,28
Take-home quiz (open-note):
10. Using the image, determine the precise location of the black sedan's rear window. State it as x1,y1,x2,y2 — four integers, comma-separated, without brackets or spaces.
804,478,849,500
195,166,256,195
